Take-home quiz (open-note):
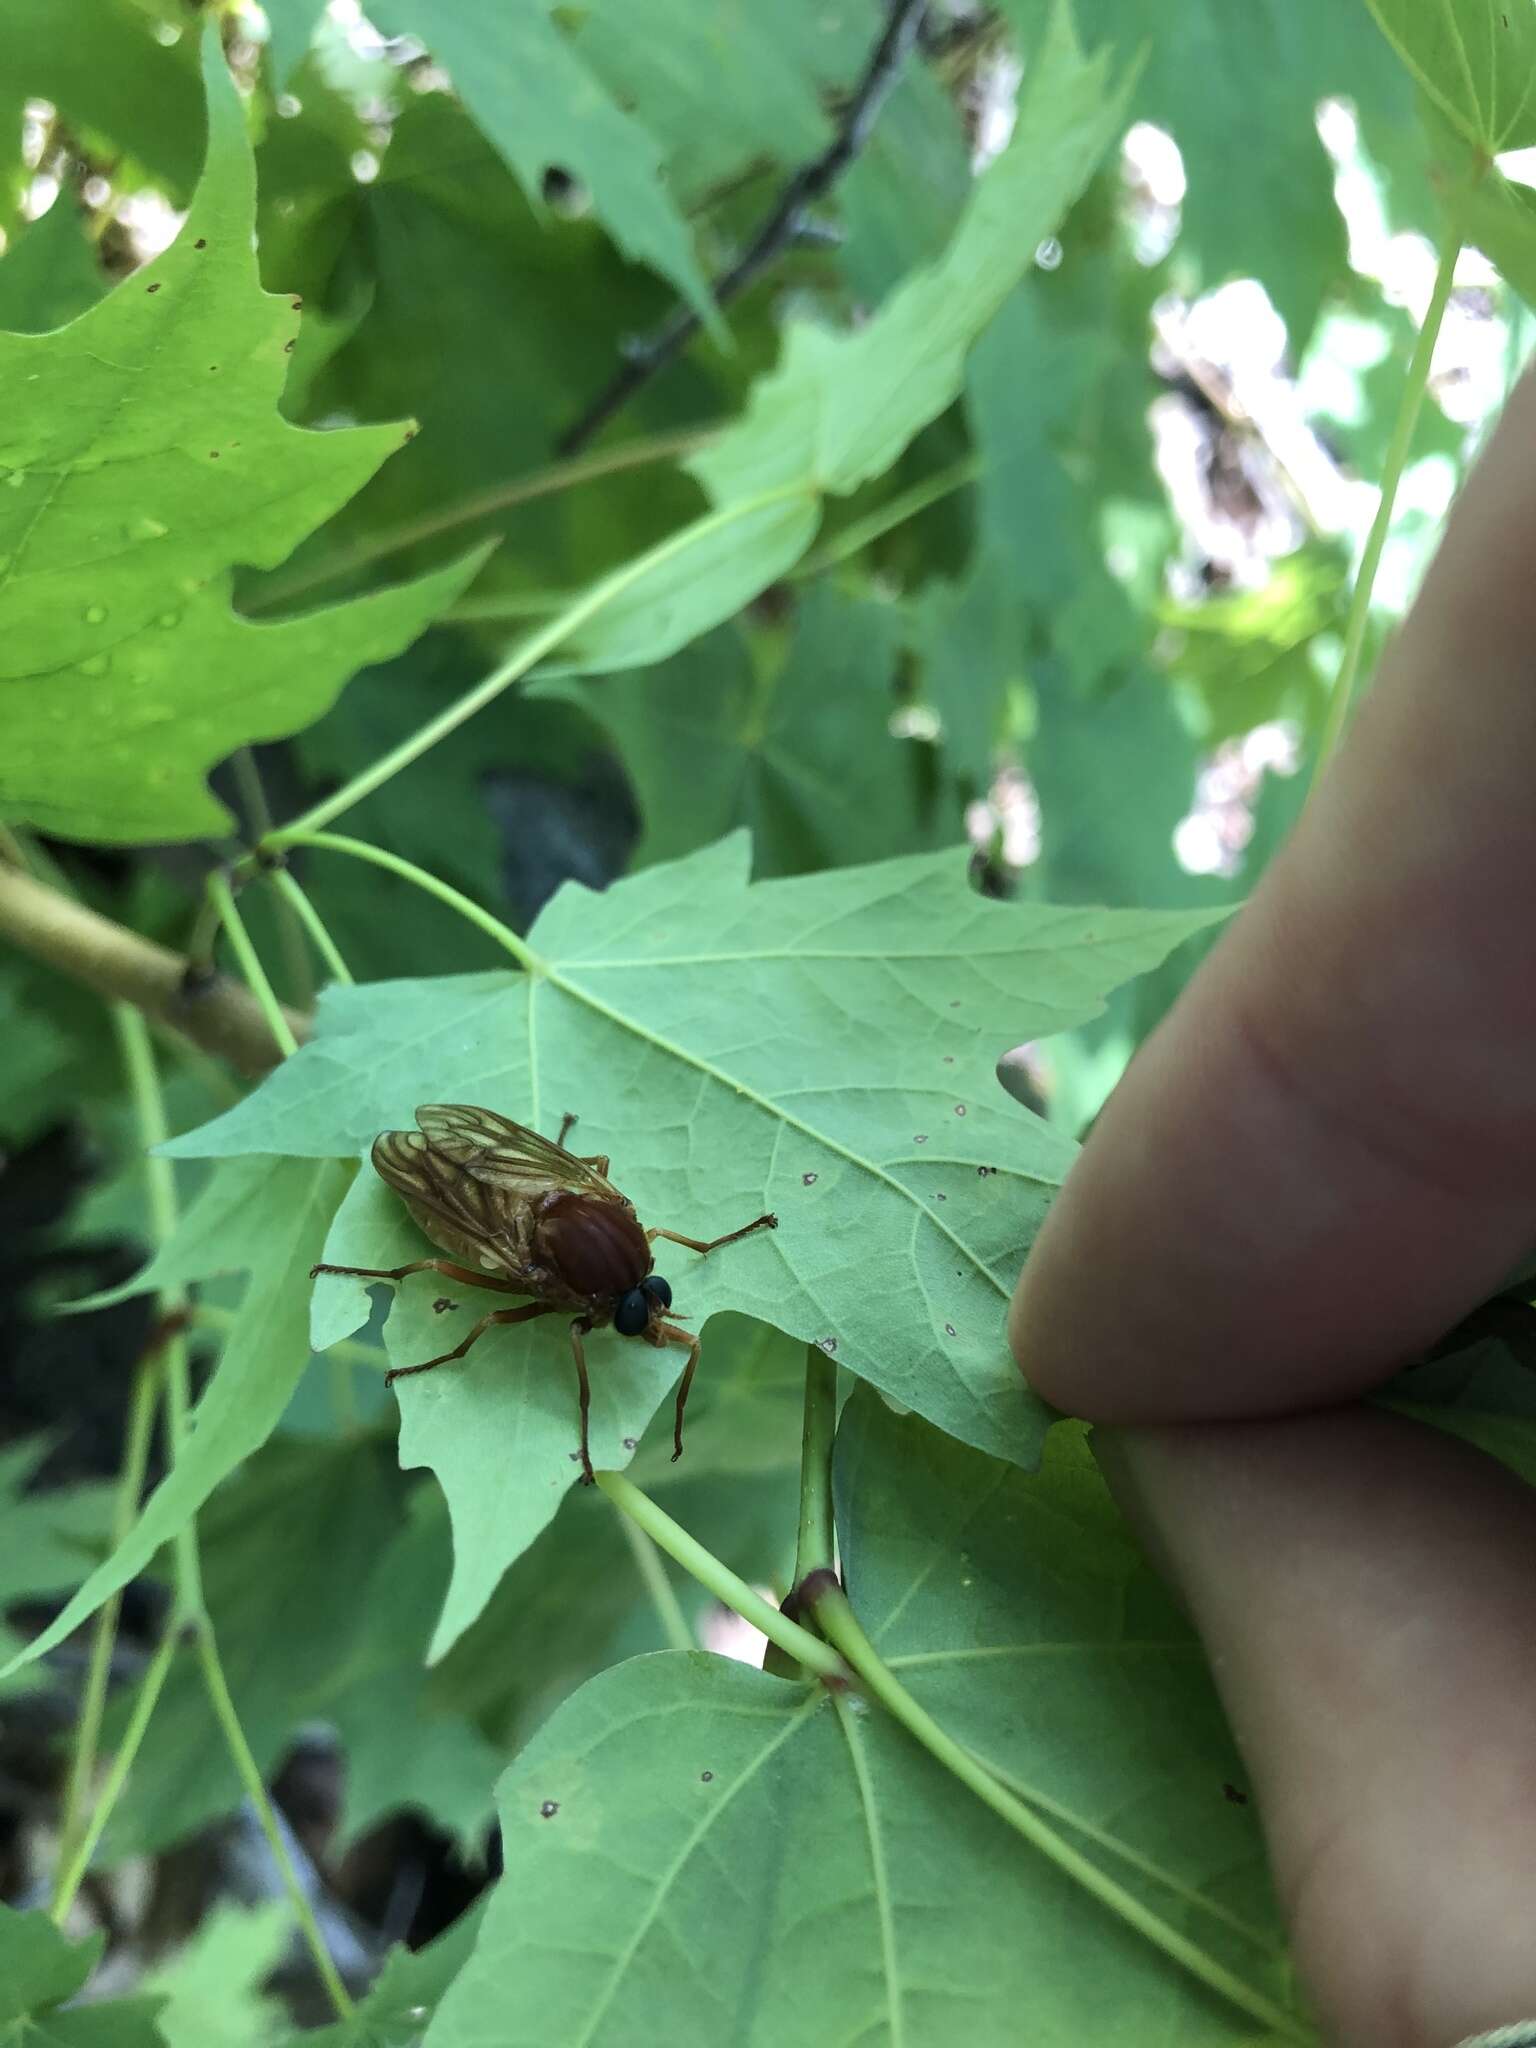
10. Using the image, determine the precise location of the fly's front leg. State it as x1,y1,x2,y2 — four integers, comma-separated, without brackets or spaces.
647,1213,778,1257
310,1257,524,1294
569,1318,595,1486
659,1324,701,1464
386,1300,555,1385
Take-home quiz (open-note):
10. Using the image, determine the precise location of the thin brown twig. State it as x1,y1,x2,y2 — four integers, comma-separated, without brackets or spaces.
0,860,307,1075
555,0,929,457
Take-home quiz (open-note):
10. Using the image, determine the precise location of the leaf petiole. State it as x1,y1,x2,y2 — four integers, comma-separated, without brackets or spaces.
264,863,355,985
594,1470,847,1684
207,870,299,1058
268,829,541,972
264,482,810,842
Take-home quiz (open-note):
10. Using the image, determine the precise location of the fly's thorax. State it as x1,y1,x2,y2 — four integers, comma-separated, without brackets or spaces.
535,1191,650,1304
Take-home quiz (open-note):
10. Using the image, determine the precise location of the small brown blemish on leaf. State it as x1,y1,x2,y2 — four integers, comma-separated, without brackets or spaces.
700,1770,714,1783
146,282,161,294
291,296,303,309
934,1191,947,1202
194,237,207,250
942,1055,955,1065
402,427,417,441
802,1171,817,1185
1222,1782,1248,1806
208,451,220,459
283,339,295,353
539,1799,559,1818
977,1165,996,1178
949,999,961,1009
433,1297,457,1315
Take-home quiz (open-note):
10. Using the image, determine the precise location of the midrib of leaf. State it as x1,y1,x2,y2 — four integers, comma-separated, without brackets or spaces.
568,1696,816,2047
534,967,1027,1305
833,1692,905,2048
972,1752,1282,1955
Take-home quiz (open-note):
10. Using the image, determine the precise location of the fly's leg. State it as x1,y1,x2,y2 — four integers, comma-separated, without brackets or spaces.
385,1300,555,1385
311,1257,523,1294
660,1325,701,1464
570,1318,595,1486
554,1112,609,1178
647,1214,778,1257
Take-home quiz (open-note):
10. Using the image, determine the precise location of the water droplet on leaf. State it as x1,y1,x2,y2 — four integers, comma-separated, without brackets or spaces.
4,471,26,489
81,654,109,677
83,604,107,624
127,514,168,541
157,610,181,629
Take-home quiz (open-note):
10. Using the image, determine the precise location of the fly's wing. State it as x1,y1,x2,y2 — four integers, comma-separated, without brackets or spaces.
413,1104,621,1200
371,1127,526,1275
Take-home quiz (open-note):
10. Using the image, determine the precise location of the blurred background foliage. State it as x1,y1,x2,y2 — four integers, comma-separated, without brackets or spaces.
1,0,1534,2032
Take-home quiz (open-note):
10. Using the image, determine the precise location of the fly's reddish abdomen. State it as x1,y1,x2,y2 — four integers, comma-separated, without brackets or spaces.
538,1193,650,1303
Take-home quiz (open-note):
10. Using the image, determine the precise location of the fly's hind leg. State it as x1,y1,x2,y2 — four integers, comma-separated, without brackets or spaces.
386,1300,555,1386
311,1257,523,1294
647,1213,778,1257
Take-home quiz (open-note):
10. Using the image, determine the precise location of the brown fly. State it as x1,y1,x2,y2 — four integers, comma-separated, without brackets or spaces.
311,1104,777,1485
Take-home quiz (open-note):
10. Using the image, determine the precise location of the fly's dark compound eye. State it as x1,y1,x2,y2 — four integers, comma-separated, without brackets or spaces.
641,1274,672,1310
614,1288,650,1336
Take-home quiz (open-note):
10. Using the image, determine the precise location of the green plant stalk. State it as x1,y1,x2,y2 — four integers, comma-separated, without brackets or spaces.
765,1345,840,1680
270,830,539,972
268,482,810,842
193,1618,355,2019
208,871,299,1058
51,1352,158,1904
49,1623,179,1924
1313,228,1461,780
114,1005,202,1614
232,750,312,1009
792,454,982,581
94,1012,355,2019
615,1510,694,1653
266,865,355,985
245,425,716,615
794,1345,838,1583
594,1471,847,1683
805,1582,1310,2041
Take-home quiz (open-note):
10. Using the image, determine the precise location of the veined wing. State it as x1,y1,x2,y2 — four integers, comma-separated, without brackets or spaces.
412,1103,618,1199
371,1127,526,1272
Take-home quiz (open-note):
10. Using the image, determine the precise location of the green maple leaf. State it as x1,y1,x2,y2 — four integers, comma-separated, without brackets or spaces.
0,1905,165,2046
421,1397,1295,2047
0,34,481,845
160,833,1223,1655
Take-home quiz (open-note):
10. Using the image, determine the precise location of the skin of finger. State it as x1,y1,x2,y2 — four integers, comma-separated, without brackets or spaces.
1095,1409,1536,2048
1009,368,1536,1421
